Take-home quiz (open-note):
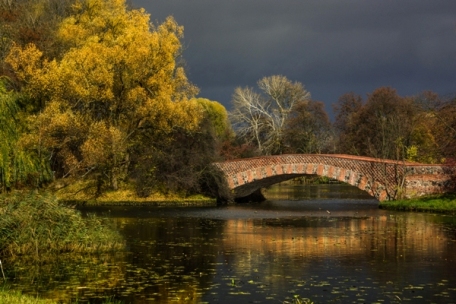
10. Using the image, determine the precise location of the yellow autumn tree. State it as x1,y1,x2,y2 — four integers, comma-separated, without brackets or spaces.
6,0,201,193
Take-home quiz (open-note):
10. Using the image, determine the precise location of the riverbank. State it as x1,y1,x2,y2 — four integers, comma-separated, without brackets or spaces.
0,193,124,259
0,194,125,303
51,179,217,206
379,193,456,213
0,288,121,304
0,288,53,304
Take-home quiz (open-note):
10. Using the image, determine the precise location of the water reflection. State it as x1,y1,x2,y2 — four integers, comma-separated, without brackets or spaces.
263,182,374,200
5,184,456,303
215,210,456,302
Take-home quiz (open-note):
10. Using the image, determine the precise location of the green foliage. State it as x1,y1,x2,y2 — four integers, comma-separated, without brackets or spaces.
0,79,52,192
0,288,54,304
406,145,419,162
198,165,233,203
128,98,231,200
0,286,123,303
193,98,231,139
131,115,229,200
0,192,124,259
379,194,456,213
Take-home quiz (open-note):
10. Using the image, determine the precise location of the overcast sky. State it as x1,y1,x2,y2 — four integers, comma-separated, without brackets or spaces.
132,0,456,117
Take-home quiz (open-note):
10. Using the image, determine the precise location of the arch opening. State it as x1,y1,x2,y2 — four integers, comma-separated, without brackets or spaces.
231,167,388,202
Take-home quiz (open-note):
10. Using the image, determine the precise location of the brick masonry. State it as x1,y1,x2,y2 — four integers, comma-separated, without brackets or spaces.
213,154,456,201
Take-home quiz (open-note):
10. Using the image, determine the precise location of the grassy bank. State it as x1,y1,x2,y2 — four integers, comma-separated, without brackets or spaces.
0,193,124,259
0,288,54,304
51,179,217,206
379,193,456,213
0,287,121,304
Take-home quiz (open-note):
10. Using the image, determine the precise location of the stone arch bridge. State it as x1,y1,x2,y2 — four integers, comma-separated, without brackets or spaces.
213,154,455,201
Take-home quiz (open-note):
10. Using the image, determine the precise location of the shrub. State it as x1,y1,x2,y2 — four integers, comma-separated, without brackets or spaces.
0,193,124,259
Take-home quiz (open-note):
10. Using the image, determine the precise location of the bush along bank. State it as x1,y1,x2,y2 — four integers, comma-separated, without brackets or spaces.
379,193,456,213
0,192,124,260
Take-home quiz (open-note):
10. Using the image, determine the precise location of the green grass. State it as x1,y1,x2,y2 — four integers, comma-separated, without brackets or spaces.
0,288,54,304
379,193,456,213
50,179,216,206
0,192,124,259
0,287,122,303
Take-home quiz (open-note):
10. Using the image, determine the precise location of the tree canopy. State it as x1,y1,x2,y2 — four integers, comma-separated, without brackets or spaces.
333,87,455,163
4,0,223,196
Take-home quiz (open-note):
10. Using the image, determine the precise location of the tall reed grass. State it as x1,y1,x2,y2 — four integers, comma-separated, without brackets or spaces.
0,287,123,303
0,193,124,259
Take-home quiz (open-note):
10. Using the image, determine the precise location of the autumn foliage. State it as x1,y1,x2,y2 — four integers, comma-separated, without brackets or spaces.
2,0,230,198
333,88,456,163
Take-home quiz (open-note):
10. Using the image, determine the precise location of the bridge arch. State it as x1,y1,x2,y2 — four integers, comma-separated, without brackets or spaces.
213,154,454,202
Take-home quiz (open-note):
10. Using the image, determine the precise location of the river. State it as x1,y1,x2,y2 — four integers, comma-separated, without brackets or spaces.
7,184,456,303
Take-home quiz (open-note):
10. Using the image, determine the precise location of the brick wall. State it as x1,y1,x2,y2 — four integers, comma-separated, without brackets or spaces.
214,154,455,201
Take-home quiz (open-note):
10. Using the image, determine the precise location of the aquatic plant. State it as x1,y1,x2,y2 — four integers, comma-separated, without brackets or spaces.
0,193,124,259
283,295,314,304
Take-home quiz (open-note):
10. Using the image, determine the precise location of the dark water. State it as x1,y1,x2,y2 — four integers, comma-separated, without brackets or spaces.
7,184,456,303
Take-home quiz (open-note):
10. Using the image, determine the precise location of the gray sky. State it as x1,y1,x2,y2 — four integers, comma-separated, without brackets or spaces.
132,0,456,117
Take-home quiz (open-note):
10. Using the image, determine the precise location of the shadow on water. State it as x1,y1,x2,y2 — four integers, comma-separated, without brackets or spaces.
4,183,456,303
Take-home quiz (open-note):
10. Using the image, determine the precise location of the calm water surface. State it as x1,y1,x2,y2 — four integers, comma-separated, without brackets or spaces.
8,184,456,303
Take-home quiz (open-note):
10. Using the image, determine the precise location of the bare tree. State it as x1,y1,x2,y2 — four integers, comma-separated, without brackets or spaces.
229,75,310,155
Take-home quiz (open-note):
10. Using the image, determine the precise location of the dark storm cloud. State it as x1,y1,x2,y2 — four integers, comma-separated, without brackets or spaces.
132,0,456,114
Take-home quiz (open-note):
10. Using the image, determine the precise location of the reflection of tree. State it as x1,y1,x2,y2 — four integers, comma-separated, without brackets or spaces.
7,253,126,302
9,210,454,303
263,183,373,200
221,215,450,280
106,216,225,303
7,215,224,303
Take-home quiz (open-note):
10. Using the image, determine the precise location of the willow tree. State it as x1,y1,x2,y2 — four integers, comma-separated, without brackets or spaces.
6,0,200,193
0,79,51,191
193,98,231,140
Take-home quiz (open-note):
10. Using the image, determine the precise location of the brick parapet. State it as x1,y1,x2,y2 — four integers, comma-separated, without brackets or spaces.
213,154,455,201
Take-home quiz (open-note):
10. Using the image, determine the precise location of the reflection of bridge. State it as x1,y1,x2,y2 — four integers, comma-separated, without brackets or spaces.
214,154,455,201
